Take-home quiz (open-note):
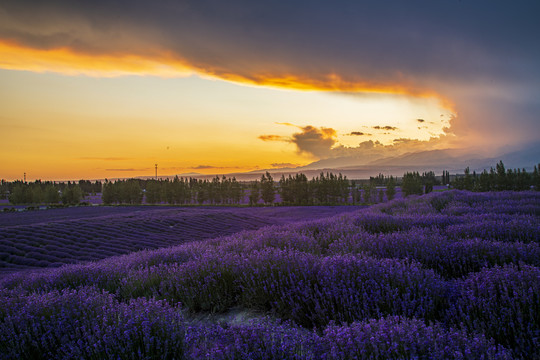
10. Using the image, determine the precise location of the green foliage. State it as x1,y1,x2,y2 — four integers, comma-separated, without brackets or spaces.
61,185,82,205
402,172,423,197
386,177,396,201
249,180,260,205
8,181,62,205
145,180,163,204
452,161,537,192
44,185,60,204
260,172,275,205
102,179,142,205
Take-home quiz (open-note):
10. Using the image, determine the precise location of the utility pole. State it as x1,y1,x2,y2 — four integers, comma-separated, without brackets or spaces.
24,172,26,183
155,164,158,180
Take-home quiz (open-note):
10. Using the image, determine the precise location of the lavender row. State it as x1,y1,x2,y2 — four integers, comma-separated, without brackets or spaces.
2,250,448,327
0,206,362,271
4,248,539,357
187,316,511,360
0,287,512,359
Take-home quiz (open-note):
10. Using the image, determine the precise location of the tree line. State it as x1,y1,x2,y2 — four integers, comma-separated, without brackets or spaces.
3,161,538,206
452,161,540,192
101,176,244,205
278,172,350,205
5,181,87,205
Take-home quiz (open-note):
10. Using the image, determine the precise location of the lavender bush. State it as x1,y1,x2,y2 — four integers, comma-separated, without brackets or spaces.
0,287,185,359
447,264,540,358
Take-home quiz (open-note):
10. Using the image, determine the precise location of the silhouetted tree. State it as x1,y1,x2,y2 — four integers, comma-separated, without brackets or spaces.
402,172,423,196
248,180,260,205
44,185,60,204
260,172,275,205
386,176,396,200
61,185,82,205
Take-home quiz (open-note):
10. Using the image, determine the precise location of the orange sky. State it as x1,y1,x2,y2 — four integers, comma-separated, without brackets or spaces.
1,1,538,181
0,39,456,181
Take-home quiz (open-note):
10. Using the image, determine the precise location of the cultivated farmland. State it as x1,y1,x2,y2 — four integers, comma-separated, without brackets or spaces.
0,205,362,275
0,190,539,359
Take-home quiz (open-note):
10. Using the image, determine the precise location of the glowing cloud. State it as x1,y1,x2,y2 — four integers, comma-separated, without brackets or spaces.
258,135,288,142
0,40,193,77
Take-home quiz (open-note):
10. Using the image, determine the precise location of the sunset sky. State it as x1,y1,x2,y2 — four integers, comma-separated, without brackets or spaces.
1,1,539,181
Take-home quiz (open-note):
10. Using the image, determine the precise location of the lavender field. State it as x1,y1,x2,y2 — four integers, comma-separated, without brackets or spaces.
1,190,539,359
0,205,362,275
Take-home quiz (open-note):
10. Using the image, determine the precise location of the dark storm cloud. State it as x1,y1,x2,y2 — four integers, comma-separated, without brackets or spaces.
2,1,538,85
1,0,539,148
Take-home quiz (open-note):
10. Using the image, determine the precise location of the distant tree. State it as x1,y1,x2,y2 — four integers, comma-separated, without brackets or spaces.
145,180,162,204
196,180,208,204
386,176,396,201
351,181,361,204
279,175,292,204
8,184,29,204
533,165,540,190
248,180,260,206
422,171,436,194
61,185,82,205
0,180,7,200
230,177,243,204
362,184,373,203
477,170,492,192
31,186,43,204
402,172,423,196
260,172,275,205
44,185,60,204
102,181,116,204
496,161,508,190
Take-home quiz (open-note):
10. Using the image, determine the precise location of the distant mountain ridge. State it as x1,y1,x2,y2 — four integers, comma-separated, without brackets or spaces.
135,143,539,182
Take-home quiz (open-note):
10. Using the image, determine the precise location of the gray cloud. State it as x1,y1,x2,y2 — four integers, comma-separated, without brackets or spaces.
372,126,398,131
291,126,337,158
347,131,371,136
1,1,539,151
260,125,338,159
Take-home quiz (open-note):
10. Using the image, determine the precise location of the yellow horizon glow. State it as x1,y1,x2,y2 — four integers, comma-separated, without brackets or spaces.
0,40,456,182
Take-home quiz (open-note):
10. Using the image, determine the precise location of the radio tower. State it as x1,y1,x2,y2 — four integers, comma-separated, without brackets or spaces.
155,164,158,180
24,172,26,183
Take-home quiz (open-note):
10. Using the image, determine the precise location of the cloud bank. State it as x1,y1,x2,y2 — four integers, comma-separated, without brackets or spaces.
261,124,458,163
1,1,539,151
